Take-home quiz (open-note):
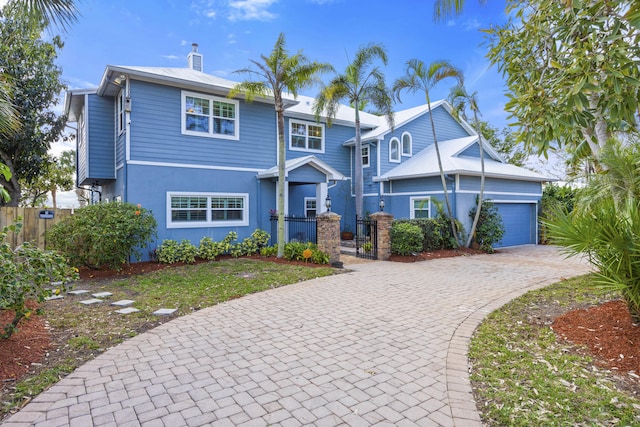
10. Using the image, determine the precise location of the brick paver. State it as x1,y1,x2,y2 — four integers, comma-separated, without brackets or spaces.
2,245,590,426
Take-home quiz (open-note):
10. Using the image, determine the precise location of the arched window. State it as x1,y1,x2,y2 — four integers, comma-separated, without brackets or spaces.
402,132,412,156
389,137,400,162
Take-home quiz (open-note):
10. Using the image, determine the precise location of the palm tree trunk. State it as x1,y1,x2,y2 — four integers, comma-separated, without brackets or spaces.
354,108,364,218
427,99,458,245
276,103,286,258
51,188,57,209
466,111,485,248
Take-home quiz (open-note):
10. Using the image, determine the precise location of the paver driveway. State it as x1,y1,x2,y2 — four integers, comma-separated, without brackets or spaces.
3,245,590,427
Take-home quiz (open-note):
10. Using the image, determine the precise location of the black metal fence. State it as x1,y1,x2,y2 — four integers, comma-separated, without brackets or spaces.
269,215,317,246
355,216,377,259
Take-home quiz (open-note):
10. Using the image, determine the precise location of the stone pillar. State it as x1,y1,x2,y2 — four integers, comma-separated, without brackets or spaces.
316,211,342,267
370,212,393,261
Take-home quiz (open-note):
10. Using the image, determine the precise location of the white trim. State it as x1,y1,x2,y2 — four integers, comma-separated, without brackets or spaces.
82,94,89,179
304,197,317,217
289,119,325,154
166,191,249,229
457,189,543,197
401,131,412,157
127,160,263,173
389,137,400,163
361,144,370,168
490,199,538,204
181,90,240,140
116,163,124,171
382,190,453,196
410,196,431,219
116,89,125,136
125,80,131,162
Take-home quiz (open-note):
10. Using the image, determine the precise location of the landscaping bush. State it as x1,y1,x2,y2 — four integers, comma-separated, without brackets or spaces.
46,202,157,270
230,229,270,257
394,218,451,251
469,199,505,253
265,241,329,264
390,222,424,255
1,221,78,339
198,232,237,260
157,239,198,264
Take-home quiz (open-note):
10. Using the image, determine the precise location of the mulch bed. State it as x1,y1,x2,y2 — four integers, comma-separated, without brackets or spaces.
388,247,483,262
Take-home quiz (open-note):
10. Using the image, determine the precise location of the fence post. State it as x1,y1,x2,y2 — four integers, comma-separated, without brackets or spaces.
316,211,341,267
370,212,393,261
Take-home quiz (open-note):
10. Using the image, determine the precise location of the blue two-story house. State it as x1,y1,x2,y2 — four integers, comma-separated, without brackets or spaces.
64,44,547,252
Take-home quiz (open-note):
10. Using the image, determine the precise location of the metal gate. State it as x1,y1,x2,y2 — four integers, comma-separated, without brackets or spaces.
269,216,317,246
355,216,377,259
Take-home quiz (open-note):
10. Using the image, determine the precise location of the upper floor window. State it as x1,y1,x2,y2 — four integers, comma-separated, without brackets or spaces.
116,90,125,134
402,132,412,156
182,91,239,140
167,192,248,228
361,145,370,167
389,137,400,163
410,197,430,219
289,119,324,153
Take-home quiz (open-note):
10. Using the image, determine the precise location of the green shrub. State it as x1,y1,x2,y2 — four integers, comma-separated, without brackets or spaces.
156,239,180,264
390,222,424,255
260,245,278,257
469,199,505,253
1,221,78,339
46,202,157,270
282,241,329,264
394,218,451,251
230,229,270,257
198,232,238,260
178,240,198,264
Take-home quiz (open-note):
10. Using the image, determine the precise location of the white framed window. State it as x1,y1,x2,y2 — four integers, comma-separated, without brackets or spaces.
361,145,370,167
304,197,317,217
410,196,431,219
402,132,412,156
116,90,125,134
389,137,400,163
167,192,249,228
289,119,324,153
181,91,239,140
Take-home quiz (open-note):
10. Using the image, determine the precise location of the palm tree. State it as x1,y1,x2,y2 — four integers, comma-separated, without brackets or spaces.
392,59,462,245
313,43,394,218
229,32,330,258
449,84,486,248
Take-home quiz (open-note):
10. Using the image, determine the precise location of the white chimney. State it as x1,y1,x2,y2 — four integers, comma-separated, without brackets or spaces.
187,43,203,72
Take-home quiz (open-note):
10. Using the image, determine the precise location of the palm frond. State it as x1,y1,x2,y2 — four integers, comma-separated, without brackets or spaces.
8,0,80,31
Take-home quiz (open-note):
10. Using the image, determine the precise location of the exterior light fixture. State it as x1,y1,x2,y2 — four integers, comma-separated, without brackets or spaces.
325,195,332,212
379,198,385,212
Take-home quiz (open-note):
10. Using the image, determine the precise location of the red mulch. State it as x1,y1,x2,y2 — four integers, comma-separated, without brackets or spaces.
553,300,640,375
388,247,483,262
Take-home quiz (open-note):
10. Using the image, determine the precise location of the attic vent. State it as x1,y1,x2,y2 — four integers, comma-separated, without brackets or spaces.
187,43,203,72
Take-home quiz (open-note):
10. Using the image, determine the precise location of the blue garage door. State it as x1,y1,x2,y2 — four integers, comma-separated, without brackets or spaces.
494,203,536,248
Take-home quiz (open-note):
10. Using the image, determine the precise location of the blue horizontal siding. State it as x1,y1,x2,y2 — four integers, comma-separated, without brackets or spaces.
459,176,542,194
288,164,326,183
81,94,115,183
129,81,277,169
389,176,449,193
77,105,88,185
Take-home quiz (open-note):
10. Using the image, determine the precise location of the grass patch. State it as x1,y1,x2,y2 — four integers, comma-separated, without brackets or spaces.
469,274,640,426
1,259,335,420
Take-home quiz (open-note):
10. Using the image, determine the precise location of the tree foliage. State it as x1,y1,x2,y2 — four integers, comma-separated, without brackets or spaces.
314,43,394,218
0,6,66,206
230,32,329,258
20,149,75,207
485,0,640,164
472,120,528,167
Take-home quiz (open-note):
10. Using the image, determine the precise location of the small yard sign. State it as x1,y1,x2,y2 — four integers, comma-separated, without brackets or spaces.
39,210,55,219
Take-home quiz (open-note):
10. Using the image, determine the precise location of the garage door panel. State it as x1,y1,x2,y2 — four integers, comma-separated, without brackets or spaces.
494,203,535,248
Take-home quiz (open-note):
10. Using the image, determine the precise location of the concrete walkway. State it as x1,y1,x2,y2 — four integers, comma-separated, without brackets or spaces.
3,246,590,427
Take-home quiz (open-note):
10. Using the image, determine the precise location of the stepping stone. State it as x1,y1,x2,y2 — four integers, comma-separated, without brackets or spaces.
50,281,64,286
45,295,64,301
92,292,112,298
111,300,134,307
152,308,177,316
115,307,140,314
79,298,103,305
67,290,90,295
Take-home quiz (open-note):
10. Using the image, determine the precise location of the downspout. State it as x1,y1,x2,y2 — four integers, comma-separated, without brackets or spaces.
124,77,131,202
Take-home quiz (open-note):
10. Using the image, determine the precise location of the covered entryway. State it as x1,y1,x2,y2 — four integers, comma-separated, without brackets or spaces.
493,202,537,247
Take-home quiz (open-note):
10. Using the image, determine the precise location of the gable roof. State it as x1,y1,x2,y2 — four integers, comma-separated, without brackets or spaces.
284,94,382,128
257,155,346,181
374,135,549,182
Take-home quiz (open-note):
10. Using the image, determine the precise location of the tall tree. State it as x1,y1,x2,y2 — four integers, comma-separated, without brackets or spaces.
472,120,527,167
392,59,462,244
20,150,74,207
0,7,66,206
486,0,640,165
314,43,394,218
449,84,486,248
229,32,330,258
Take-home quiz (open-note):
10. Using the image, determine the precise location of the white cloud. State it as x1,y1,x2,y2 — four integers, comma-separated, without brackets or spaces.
228,33,237,44
228,0,277,22
463,18,481,31
163,54,180,60
447,20,456,27
205,9,216,18
181,39,188,46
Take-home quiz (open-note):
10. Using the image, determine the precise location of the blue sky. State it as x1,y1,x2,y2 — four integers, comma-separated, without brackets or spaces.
57,0,510,127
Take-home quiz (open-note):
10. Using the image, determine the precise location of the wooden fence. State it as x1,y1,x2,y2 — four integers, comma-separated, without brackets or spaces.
0,207,74,249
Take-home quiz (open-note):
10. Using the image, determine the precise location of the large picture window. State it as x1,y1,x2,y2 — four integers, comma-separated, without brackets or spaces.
168,192,248,228
410,197,431,219
182,91,239,140
289,120,324,153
